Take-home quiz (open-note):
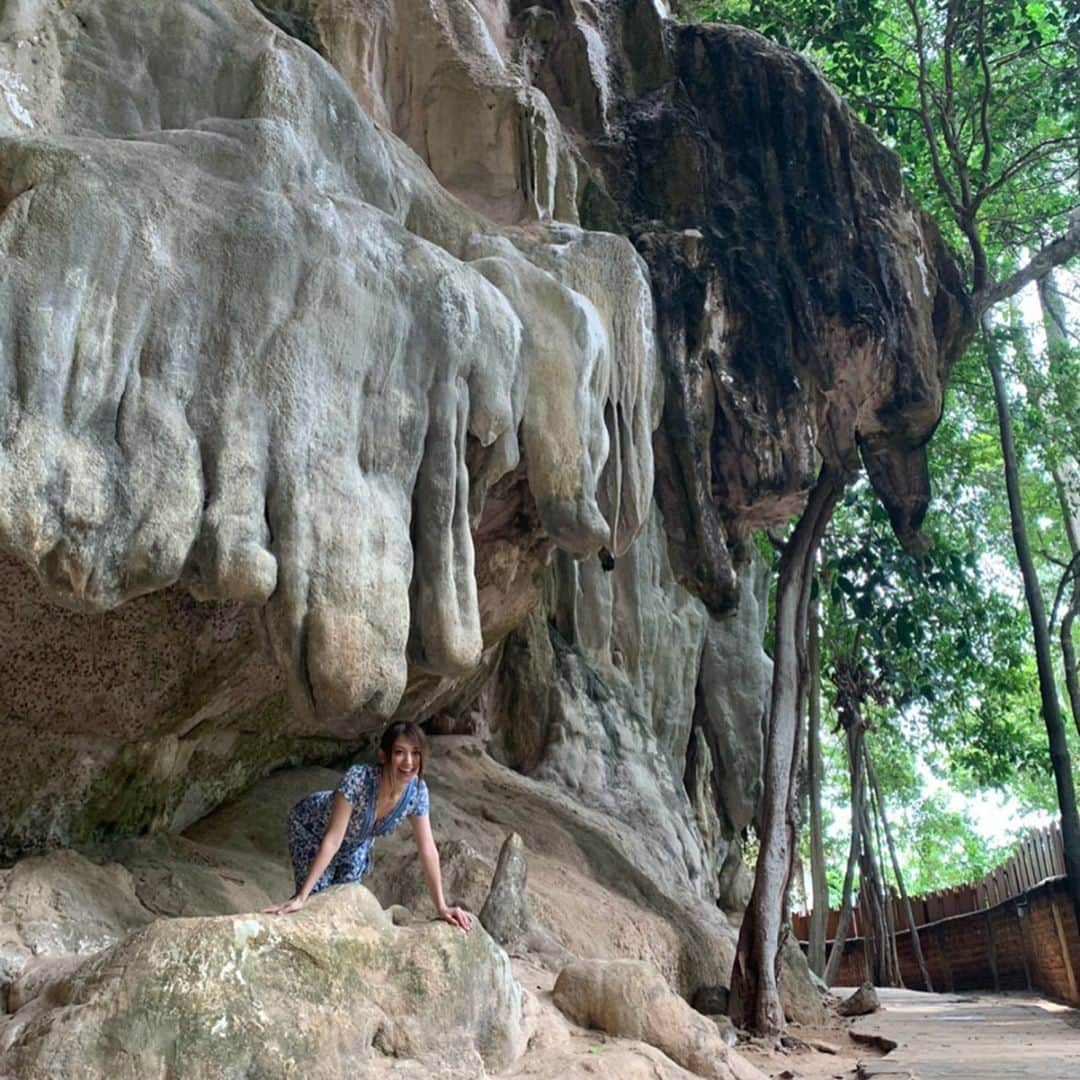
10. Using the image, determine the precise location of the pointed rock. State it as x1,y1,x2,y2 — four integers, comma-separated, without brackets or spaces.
480,832,532,947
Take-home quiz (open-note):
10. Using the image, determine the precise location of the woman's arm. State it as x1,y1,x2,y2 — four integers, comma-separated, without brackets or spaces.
263,793,353,915
410,814,472,931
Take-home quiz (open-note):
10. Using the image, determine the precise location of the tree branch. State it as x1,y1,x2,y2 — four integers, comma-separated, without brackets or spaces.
971,137,1080,213
1051,550,1080,633
848,97,924,117
974,213,1080,314
976,0,994,181
905,0,961,215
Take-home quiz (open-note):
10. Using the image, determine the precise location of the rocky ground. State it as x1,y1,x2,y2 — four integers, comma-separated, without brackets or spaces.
1,737,839,1078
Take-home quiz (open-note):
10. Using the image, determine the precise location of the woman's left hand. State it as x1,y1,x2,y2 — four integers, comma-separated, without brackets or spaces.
437,905,472,932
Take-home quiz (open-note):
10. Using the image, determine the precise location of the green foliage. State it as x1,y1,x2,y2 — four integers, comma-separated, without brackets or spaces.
824,482,1046,789
794,478,1059,901
891,793,1016,893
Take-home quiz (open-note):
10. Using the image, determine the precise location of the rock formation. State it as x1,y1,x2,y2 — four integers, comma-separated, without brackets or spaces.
553,958,766,1080
4,886,525,1078
1,0,966,1073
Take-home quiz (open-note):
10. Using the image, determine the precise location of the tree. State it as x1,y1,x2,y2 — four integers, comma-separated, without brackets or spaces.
729,465,848,1034
1038,271,1080,740
805,572,829,976
814,481,1042,984
684,0,1080,959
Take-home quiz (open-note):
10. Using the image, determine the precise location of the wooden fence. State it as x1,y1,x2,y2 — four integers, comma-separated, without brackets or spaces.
793,822,1065,941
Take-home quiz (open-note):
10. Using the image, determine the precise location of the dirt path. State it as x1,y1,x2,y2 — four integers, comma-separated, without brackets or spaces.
852,987,1080,1079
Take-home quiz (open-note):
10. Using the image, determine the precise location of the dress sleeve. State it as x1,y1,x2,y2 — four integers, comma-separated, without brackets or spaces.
337,764,369,808
407,779,430,818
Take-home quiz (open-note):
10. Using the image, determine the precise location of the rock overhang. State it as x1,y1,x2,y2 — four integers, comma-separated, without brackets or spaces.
0,0,969,858
0,0,658,731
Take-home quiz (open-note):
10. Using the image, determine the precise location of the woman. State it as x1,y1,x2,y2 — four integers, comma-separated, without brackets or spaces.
262,720,471,931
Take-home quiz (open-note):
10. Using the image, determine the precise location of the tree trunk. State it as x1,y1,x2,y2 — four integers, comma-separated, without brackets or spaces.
824,720,864,987
730,465,846,1034
866,746,934,990
807,569,829,977
985,319,1080,933
1039,273,1080,741
1063,586,1080,741
857,763,894,986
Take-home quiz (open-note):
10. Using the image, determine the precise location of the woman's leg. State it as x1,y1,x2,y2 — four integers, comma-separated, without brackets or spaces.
288,816,331,895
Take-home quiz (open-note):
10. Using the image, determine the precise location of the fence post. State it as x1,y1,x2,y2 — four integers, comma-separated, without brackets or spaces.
930,923,955,993
1049,896,1079,1003
1014,896,1034,992
983,906,1000,993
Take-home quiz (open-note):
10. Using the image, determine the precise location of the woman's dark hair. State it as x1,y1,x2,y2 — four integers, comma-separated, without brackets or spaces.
379,720,427,776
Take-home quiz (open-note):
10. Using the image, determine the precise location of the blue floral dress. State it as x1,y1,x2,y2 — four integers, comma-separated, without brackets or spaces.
287,763,430,894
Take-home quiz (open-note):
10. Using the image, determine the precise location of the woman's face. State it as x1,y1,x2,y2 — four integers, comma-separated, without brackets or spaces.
384,737,421,781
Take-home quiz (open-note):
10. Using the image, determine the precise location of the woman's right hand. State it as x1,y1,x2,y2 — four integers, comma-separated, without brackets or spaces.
260,895,307,916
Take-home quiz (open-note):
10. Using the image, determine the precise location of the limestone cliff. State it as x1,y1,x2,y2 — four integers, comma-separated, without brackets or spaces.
0,0,964,1072
0,0,963,862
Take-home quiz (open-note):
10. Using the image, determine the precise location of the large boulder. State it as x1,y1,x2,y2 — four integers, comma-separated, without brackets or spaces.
0,848,153,996
553,958,766,1080
0,886,525,1077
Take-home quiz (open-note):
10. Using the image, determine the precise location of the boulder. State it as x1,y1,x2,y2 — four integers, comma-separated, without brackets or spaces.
553,959,766,1080
779,934,829,1025
0,886,525,1077
368,836,494,921
0,848,153,996
480,832,533,946
837,981,881,1017
692,985,730,1016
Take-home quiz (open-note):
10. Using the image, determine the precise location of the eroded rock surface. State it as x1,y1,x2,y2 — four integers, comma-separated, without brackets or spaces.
553,958,767,1080
588,14,970,609
1,0,962,861
2,886,524,1078
0,743,767,1077
0,0,657,853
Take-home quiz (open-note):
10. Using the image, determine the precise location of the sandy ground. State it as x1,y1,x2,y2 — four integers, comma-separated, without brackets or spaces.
735,1012,876,1080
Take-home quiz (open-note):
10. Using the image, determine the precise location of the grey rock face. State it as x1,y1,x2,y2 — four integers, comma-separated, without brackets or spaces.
696,551,772,836
0,0,656,691
500,604,715,901
490,511,773,918
252,0,586,226
0,0,656,851
1,1,961,969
